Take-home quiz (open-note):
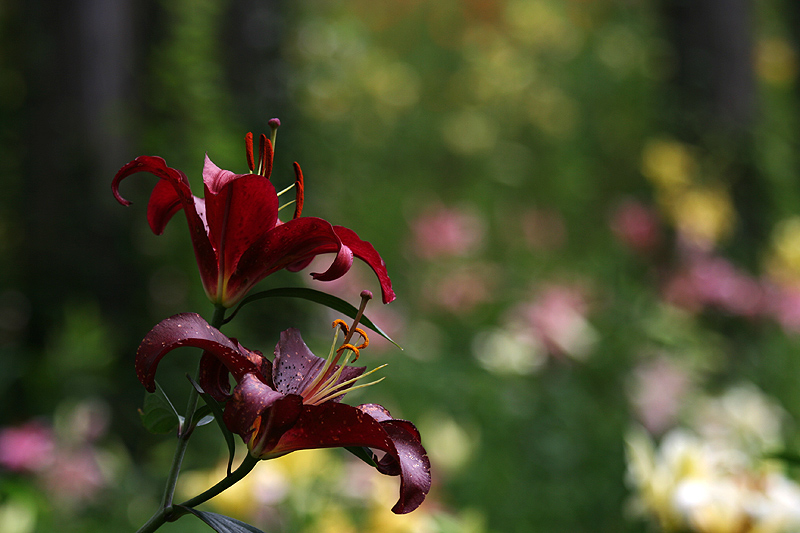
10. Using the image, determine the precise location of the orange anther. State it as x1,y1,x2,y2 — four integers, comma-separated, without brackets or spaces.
337,343,360,361
245,132,255,172
332,319,349,335
353,327,369,350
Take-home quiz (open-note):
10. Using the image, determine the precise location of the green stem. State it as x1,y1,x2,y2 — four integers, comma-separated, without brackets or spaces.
136,304,227,533
179,454,259,510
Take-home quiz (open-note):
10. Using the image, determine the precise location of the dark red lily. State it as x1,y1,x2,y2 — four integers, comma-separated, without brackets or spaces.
112,123,395,307
135,312,430,514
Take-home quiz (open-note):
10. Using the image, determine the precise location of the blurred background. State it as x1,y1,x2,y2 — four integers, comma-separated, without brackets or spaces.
2,0,800,531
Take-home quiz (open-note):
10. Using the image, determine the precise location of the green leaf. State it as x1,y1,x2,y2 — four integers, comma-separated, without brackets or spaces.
192,404,216,428
179,507,266,533
138,381,183,434
345,445,378,467
223,287,400,348
765,449,800,466
187,374,237,475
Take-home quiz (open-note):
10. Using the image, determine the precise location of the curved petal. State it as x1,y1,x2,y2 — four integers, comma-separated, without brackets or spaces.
272,328,365,400
222,373,291,439
198,351,233,402
332,226,396,304
146,179,186,235
202,156,280,283
306,244,354,281
112,155,191,207
276,222,395,304
223,217,345,307
262,402,430,514
198,342,272,403
135,313,258,392
112,156,219,300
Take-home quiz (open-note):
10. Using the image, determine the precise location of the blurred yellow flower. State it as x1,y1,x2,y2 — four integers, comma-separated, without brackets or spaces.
308,505,357,533
419,413,477,475
641,138,696,190
765,216,800,284
756,37,798,87
504,0,582,57
666,186,735,245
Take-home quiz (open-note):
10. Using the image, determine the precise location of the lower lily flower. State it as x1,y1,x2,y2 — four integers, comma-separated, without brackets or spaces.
112,119,395,307
135,311,430,514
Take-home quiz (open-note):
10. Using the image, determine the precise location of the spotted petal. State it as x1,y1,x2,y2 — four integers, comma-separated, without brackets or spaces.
272,328,365,400
135,313,258,393
258,401,431,514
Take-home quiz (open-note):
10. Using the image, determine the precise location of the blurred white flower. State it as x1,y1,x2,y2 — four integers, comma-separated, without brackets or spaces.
626,385,800,533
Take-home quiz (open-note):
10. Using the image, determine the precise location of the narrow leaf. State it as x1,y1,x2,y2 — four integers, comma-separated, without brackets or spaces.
345,445,378,467
138,381,184,434
224,287,400,348
188,374,236,475
192,404,216,428
179,507,266,533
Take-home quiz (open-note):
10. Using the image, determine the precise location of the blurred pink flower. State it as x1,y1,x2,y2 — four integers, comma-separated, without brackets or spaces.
42,448,106,507
0,421,55,472
520,208,567,250
410,204,485,259
513,284,597,359
663,251,767,317
610,199,661,253
629,356,691,434
424,264,496,314
768,285,800,334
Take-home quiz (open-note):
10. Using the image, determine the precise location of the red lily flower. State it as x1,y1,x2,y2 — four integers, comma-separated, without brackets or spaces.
135,312,430,514
112,124,395,307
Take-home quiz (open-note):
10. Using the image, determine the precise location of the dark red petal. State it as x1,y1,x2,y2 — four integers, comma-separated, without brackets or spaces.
264,402,430,513
202,155,279,288
332,226,396,304
146,179,185,235
222,373,289,439
272,328,365,399
135,313,258,393
358,403,393,422
112,155,219,301
307,244,354,281
376,419,431,513
279,222,395,304
112,155,191,207
223,217,345,307
198,351,233,402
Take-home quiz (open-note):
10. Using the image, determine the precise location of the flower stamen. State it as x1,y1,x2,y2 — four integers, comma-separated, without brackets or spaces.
332,319,349,336
300,292,381,404
245,132,255,172
278,199,297,213
293,163,304,219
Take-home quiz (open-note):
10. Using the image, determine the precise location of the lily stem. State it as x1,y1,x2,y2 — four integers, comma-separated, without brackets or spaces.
136,304,227,533
178,454,259,510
